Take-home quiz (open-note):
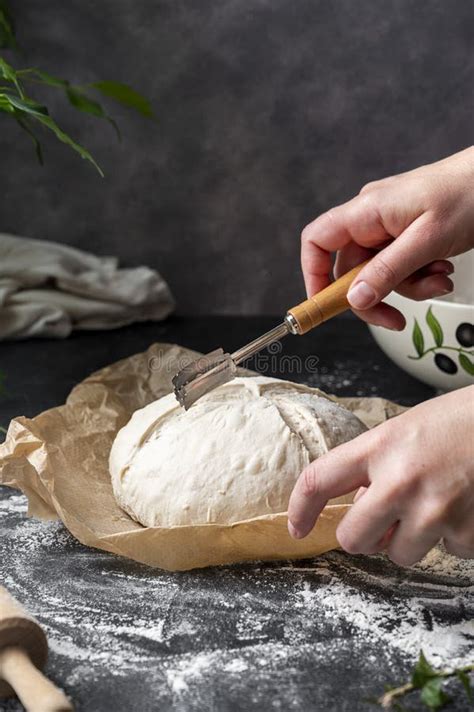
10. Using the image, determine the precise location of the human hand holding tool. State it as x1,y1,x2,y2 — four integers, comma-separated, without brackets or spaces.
301,147,473,330
289,147,474,565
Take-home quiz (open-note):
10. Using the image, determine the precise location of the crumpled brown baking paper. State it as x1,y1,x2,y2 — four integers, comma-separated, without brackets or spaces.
0,342,406,571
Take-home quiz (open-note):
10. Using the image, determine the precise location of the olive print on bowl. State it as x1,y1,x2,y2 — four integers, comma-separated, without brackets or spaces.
409,307,474,376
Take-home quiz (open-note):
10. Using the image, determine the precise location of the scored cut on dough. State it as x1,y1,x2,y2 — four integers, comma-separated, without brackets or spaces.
109,376,367,528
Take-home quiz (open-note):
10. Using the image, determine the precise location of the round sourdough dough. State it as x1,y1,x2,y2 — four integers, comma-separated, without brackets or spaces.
109,376,367,528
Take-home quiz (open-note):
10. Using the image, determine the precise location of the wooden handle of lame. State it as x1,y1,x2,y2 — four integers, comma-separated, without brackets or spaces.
0,647,73,712
287,260,370,334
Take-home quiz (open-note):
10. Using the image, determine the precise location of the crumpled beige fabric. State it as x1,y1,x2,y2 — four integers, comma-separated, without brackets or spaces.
0,233,174,340
0,342,406,570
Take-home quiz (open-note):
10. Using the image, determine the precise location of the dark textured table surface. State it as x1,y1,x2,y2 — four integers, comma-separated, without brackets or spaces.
0,316,472,712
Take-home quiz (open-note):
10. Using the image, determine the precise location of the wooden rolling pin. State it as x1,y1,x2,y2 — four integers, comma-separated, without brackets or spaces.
0,586,73,712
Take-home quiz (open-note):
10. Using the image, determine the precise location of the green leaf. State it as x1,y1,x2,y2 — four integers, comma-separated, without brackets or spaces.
412,319,425,357
420,677,451,709
0,84,104,174
19,67,69,89
19,71,121,139
1,92,49,117
16,115,44,164
426,307,444,347
0,0,17,49
457,670,473,701
66,87,120,139
412,651,437,688
32,112,104,177
0,92,14,112
0,57,23,96
459,353,474,376
90,80,154,118
66,87,105,117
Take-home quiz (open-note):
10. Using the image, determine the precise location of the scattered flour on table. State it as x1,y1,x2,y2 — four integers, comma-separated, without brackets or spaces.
305,360,382,396
1,490,473,698
291,578,472,668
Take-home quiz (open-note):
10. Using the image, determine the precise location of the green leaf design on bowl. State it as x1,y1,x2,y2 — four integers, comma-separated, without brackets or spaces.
459,353,474,376
408,309,474,377
412,318,425,357
426,306,443,347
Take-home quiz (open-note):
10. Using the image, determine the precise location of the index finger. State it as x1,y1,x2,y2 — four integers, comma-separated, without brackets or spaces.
287,435,370,539
300,195,388,297
300,240,332,297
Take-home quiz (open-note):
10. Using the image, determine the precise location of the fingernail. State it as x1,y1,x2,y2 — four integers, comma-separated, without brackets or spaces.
433,283,454,297
347,281,377,309
370,319,403,331
353,486,367,502
288,521,301,539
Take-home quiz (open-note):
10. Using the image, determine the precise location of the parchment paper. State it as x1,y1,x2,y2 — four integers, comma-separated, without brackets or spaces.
0,342,406,571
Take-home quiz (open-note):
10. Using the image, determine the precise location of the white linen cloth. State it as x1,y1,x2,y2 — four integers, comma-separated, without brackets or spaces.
0,234,175,340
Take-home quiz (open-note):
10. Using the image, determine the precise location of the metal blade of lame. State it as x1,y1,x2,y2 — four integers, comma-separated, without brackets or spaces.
173,319,293,409
172,349,237,409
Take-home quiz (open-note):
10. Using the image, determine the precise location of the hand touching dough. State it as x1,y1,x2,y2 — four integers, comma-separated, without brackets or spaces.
109,377,366,527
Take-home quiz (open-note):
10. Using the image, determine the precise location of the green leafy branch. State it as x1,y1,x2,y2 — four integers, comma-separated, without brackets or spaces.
0,1,154,175
409,307,474,376
374,651,473,710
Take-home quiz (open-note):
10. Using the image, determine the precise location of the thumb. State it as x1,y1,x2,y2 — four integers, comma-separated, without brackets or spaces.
347,214,444,310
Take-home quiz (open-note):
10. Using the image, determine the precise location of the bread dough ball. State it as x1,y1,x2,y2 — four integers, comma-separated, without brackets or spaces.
109,376,366,527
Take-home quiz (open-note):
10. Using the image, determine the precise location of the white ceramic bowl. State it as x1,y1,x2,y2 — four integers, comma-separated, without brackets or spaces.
368,254,474,391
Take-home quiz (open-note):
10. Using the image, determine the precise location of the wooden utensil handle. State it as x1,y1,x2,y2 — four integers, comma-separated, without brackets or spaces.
287,260,370,334
0,647,73,712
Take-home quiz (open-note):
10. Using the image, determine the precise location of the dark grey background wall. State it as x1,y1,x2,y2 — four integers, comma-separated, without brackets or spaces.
1,0,472,314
